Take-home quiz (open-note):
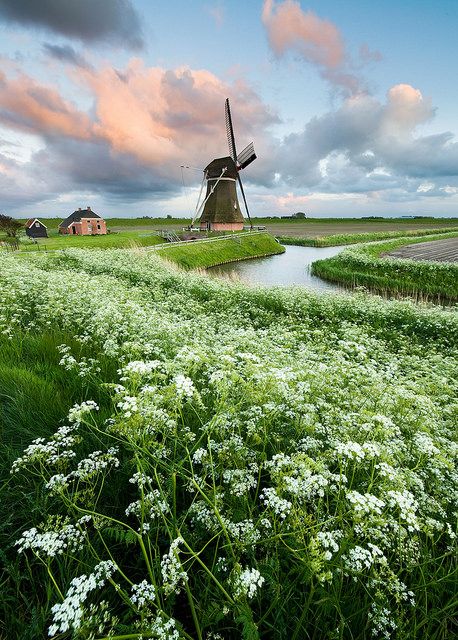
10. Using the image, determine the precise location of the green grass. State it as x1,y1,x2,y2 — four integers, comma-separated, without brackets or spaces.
311,232,458,302
278,226,458,247
155,232,285,269
0,331,118,638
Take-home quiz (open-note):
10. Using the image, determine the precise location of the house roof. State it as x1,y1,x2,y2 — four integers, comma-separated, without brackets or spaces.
25,218,47,229
59,208,102,228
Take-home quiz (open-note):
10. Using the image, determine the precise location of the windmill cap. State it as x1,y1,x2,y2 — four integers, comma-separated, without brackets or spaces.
205,156,238,179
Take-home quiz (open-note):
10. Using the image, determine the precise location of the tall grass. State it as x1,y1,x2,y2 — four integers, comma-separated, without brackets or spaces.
311,234,458,302
0,332,118,638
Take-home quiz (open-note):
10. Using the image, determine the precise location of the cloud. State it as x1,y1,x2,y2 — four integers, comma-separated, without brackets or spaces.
262,0,362,94
0,59,278,208
0,51,456,214
0,69,93,139
273,84,458,197
42,43,92,70
0,0,143,49
207,2,225,28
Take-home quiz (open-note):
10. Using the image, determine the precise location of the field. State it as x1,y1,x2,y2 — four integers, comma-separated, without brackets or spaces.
312,232,458,302
14,216,458,239
1,247,457,639
5,230,166,252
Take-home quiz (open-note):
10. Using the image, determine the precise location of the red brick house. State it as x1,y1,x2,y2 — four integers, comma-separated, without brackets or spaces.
59,207,107,235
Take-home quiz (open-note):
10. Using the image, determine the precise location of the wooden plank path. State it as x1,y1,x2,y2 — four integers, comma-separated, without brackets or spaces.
386,237,458,262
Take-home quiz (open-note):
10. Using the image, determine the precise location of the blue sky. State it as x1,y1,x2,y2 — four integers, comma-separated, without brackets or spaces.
0,0,457,218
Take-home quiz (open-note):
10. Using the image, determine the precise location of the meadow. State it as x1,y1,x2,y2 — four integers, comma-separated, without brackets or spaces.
14,216,458,239
312,232,458,302
7,230,166,252
1,247,457,639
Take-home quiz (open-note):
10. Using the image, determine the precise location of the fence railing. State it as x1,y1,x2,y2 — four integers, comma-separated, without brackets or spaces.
146,231,262,251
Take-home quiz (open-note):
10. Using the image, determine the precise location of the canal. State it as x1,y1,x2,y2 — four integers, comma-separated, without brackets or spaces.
208,244,347,293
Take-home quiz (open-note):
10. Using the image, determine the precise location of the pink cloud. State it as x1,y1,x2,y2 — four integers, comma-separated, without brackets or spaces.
75,60,275,171
384,84,434,132
0,58,277,189
262,0,374,94
262,0,344,67
0,70,92,139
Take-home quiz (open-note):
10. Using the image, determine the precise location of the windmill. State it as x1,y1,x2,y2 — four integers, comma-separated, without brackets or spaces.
190,98,257,231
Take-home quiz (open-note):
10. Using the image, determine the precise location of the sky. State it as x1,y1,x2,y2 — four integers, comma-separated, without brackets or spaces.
0,0,457,219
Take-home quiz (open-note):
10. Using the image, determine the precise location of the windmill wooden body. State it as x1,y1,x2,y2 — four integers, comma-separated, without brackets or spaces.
192,99,257,231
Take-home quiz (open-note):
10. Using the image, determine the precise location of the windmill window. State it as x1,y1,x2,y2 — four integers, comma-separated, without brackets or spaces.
35,222,40,227
97,224,101,230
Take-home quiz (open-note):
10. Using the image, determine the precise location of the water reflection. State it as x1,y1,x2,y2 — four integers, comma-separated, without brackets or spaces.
208,244,347,293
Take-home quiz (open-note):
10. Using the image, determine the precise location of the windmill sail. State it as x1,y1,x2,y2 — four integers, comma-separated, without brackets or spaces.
237,142,256,170
225,98,237,163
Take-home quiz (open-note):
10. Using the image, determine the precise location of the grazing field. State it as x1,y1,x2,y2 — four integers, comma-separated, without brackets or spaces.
1,248,457,639
312,232,458,302
154,232,284,269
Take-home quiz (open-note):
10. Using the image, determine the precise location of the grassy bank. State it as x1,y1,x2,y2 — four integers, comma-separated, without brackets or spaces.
154,232,284,269
278,225,458,247
312,232,458,302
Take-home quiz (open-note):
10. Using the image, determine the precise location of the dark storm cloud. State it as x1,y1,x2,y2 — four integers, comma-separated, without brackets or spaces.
0,134,182,212
0,0,143,49
42,43,92,70
37,136,178,201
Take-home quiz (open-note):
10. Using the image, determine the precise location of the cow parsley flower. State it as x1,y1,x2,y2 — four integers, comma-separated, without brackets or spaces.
161,537,188,596
48,560,116,636
130,580,156,608
231,567,265,600
174,374,195,399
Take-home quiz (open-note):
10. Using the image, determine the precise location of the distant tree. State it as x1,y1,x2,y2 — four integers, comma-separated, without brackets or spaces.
293,211,307,219
166,214,173,219
0,214,23,237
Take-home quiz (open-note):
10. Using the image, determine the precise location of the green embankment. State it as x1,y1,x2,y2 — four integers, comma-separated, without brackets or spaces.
7,231,166,252
278,225,458,247
155,232,284,269
312,232,458,301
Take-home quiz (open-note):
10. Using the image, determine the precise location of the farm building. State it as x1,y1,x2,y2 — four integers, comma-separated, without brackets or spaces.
59,207,107,235
25,218,48,238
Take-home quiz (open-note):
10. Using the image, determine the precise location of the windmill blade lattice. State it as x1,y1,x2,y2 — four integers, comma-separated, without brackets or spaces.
225,98,237,164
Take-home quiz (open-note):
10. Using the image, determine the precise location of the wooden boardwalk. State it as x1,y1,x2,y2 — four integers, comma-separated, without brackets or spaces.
386,237,458,262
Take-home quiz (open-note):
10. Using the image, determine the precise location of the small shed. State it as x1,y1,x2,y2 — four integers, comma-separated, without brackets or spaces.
59,207,107,235
25,218,48,238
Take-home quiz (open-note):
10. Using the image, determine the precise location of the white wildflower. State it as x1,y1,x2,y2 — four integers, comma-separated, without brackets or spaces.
231,567,265,600
161,537,188,596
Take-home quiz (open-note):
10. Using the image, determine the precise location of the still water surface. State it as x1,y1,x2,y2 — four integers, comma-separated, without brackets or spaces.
208,244,347,293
